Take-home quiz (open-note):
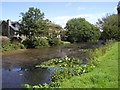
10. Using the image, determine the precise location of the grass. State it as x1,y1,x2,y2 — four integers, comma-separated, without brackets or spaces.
62,41,71,45
59,42,119,88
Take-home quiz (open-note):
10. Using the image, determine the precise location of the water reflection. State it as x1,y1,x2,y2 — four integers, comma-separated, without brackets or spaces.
2,41,103,88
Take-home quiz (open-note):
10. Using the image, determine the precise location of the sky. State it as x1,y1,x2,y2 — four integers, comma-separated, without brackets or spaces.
1,2,119,28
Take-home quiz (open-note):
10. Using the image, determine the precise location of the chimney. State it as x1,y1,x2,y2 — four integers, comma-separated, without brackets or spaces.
7,19,11,37
7,19,11,26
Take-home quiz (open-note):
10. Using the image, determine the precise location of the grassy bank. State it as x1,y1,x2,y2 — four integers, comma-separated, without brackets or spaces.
23,41,118,88
59,42,119,88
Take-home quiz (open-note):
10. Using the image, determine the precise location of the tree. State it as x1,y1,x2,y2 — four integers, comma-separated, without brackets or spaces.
97,14,120,41
65,18,100,43
45,20,63,45
19,7,48,40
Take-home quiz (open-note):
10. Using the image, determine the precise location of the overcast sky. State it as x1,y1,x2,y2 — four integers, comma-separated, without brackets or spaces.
1,2,119,28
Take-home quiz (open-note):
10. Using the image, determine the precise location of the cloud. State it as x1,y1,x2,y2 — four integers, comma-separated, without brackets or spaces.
49,13,108,28
114,6,118,14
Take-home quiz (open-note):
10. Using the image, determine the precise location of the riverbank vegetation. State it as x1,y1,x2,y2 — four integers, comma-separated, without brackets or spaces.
0,40,26,52
23,41,118,88
60,41,118,88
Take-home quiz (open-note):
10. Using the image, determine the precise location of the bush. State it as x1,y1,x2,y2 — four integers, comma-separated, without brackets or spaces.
1,40,25,52
22,38,35,48
34,39,49,48
48,38,62,46
23,38,49,48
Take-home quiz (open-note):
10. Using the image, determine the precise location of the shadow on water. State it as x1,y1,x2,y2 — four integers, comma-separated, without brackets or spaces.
2,40,104,88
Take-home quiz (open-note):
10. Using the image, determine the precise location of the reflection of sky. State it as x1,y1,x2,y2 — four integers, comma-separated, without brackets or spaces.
2,68,51,88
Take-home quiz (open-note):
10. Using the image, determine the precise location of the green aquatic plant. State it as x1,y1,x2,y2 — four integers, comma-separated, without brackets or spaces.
23,56,95,89
36,56,80,68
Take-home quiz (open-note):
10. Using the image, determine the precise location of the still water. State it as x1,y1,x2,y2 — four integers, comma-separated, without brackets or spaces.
2,41,103,88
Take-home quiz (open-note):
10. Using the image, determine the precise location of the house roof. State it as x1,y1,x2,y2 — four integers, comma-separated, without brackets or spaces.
10,25,18,30
2,20,19,31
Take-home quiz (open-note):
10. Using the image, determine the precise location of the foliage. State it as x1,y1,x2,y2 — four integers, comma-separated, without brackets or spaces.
22,38,49,48
36,56,80,68
48,38,62,46
60,41,118,88
1,40,25,52
46,21,63,39
22,38,34,48
34,38,49,48
19,7,48,40
23,56,94,88
65,18,101,43
96,14,120,41
51,65,94,82
61,30,68,41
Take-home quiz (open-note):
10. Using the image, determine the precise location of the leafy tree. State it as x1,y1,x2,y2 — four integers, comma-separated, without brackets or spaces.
65,18,100,43
97,14,120,41
61,30,68,41
19,7,48,40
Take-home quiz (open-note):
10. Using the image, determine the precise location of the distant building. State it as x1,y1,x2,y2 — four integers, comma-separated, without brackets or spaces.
46,20,62,40
0,19,62,41
0,19,26,41
0,19,19,37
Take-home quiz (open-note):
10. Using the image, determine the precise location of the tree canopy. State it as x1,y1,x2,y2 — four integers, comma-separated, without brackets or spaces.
19,7,48,40
96,14,120,41
65,18,100,43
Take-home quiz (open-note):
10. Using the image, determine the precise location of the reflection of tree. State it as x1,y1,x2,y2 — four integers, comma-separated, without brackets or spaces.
22,68,51,85
2,46,64,72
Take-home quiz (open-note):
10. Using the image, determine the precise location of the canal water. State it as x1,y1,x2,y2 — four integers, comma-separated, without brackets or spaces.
2,41,103,88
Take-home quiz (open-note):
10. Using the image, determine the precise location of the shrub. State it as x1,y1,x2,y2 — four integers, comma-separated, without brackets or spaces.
1,40,25,52
34,39,49,48
22,38,49,48
48,38,62,46
22,38,35,48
